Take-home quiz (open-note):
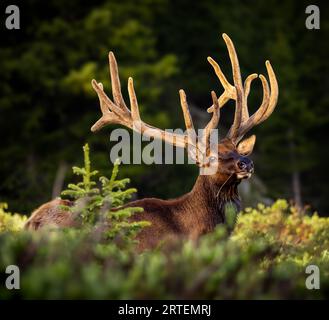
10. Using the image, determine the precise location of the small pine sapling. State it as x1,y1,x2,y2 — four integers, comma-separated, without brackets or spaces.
61,144,149,242
61,144,100,223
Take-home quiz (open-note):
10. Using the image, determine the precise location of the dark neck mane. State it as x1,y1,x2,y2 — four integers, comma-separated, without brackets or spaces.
185,175,241,226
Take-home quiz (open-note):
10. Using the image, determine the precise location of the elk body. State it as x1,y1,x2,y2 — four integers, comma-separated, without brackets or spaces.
25,34,278,250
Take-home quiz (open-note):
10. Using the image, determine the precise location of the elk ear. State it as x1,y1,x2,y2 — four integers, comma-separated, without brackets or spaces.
237,135,256,156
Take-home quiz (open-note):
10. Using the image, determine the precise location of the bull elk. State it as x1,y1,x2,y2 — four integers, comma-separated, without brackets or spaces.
25,34,278,250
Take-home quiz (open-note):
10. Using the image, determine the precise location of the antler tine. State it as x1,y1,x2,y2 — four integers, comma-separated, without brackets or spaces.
178,89,203,162
259,61,278,122
127,77,141,122
91,82,117,132
206,91,220,134
235,60,278,141
108,52,130,115
96,83,107,114
91,80,128,132
223,33,245,140
91,80,125,117
244,73,258,99
243,73,258,120
179,89,197,144
207,56,236,113
202,91,220,154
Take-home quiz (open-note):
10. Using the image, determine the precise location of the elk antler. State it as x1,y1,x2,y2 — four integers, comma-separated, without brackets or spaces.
91,34,278,163
207,34,278,143
91,52,228,163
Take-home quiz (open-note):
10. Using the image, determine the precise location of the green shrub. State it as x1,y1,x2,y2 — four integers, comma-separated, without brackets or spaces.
0,146,328,299
233,200,329,268
0,203,27,232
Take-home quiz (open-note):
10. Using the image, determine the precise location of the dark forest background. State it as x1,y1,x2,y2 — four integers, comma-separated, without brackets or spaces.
0,0,328,215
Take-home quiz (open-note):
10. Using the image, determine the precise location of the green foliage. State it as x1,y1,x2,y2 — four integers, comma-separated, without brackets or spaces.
62,144,99,200
0,203,27,232
224,203,238,231
233,200,329,269
0,200,328,299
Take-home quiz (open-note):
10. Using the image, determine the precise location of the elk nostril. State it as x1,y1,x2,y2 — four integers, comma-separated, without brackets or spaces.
238,160,247,170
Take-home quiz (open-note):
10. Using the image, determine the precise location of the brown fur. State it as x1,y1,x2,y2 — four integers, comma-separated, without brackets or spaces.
24,199,77,230
128,175,240,250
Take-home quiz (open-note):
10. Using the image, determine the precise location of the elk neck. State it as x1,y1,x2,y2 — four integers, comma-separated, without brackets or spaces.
183,174,241,226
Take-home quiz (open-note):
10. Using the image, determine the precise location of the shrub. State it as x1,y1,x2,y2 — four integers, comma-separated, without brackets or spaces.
0,203,26,232
233,200,329,268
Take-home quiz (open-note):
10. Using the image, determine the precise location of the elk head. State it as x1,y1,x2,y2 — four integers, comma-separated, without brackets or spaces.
90,34,278,188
